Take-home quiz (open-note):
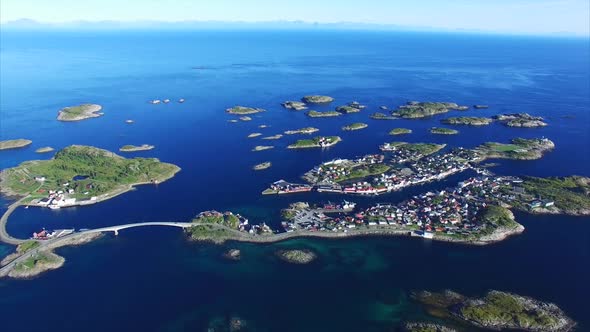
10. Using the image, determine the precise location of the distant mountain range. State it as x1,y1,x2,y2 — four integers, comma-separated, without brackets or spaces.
0,19,582,37
0,18,476,33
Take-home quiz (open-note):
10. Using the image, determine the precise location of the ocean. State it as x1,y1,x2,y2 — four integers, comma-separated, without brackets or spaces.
0,29,589,331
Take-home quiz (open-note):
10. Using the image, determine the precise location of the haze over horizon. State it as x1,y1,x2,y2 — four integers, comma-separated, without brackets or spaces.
1,0,589,36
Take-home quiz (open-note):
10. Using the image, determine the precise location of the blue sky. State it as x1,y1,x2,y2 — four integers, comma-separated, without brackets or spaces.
1,0,589,35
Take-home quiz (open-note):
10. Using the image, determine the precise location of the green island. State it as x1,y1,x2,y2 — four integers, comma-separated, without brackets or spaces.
335,105,361,114
35,147,55,153
225,106,265,115
441,116,493,126
287,136,342,149
430,127,459,135
493,113,548,127
369,112,397,120
389,128,412,135
252,145,274,152
411,290,576,332
306,110,342,118
402,322,456,332
388,142,446,156
301,95,334,104
247,133,262,138
392,102,468,119
284,127,319,135
475,137,555,160
253,162,272,171
0,139,32,151
342,122,368,131
281,101,308,111
57,104,103,121
119,144,155,152
0,145,180,202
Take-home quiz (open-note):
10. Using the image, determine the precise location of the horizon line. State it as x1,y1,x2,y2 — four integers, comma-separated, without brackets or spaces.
1,18,588,38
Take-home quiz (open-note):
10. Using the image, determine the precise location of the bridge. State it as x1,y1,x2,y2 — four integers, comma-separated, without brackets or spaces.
0,221,197,277
83,221,194,236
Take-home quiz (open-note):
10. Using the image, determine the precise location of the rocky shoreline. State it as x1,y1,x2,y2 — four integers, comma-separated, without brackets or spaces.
57,104,103,121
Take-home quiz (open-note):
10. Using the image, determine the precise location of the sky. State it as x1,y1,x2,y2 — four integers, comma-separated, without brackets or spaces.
1,0,589,35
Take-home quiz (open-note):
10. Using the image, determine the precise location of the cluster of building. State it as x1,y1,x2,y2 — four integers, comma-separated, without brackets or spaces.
304,154,384,184
281,175,532,238
32,228,74,240
33,179,97,209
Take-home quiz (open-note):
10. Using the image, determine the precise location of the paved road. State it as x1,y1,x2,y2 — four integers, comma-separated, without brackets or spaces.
0,197,29,245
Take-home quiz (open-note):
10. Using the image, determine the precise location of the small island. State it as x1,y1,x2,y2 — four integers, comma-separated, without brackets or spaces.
306,110,342,118
380,142,446,155
226,106,265,115
412,290,576,332
57,104,103,121
370,112,397,120
247,133,262,138
335,105,361,114
473,104,489,109
287,136,342,149
35,147,55,154
119,144,155,152
239,116,252,121
281,101,308,111
389,128,412,135
253,162,272,171
392,102,468,119
262,134,283,140
441,116,493,126
301,95,334,104
342,122,368,131
275,249,317,264
476,137,555,160
493,113,548,127
0,139,32,151
284,127,319,135
430,127,459,135
252,145,274,152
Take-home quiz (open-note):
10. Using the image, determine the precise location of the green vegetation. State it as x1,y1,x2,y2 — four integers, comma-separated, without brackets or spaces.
441,117,493,126
476,138,555,160
342,122,368,131
412,290,574,332
521,176,590,214
338,163,390,182
13,251,62,272
430,127,459,135
226,106,265,114
284,127,319,135
17,240,40,253
479,205,519,229
335,105,361,114
306,110,342,118
57,104,102,121
0,145,180,199
459,291,562,331
392,102,466,119
0,139,32,151
389,128,412,135
392,142,447,156
287,136,341,149
193,211,241,228
187,224,234,242
370,112,396,120
302,95,334,104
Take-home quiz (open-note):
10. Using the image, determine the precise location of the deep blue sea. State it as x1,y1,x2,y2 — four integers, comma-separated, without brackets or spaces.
0,30,589,331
